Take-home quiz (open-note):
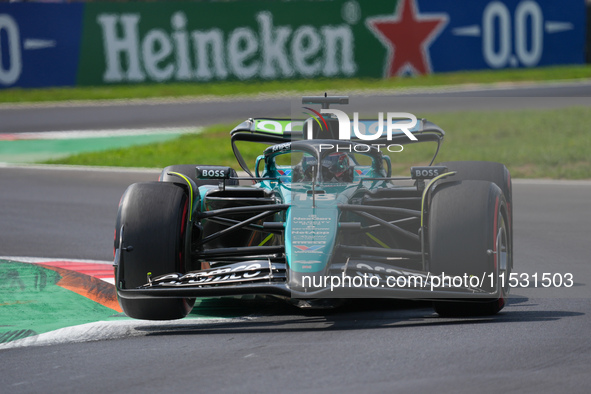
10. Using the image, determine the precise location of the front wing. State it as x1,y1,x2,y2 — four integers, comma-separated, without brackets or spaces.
116,259,502,301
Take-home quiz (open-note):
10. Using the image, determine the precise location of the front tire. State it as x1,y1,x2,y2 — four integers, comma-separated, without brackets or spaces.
115,182,194,320
437,161,513,269
428,180,510,317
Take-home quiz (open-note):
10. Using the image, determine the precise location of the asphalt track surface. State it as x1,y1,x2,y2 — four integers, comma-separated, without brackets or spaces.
1,84,591,393
1,80,591,133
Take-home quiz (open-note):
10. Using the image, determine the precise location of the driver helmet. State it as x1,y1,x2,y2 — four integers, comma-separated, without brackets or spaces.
321,152,352,182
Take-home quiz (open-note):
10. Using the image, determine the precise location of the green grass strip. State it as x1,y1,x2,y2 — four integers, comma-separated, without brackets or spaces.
45,106,591,179
0,133,186,163
1,65,590,104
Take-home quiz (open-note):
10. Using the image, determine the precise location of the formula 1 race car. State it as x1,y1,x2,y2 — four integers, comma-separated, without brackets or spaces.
114,96,513,320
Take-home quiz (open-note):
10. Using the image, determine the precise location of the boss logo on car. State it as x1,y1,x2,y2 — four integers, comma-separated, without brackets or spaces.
196,166,232,179
410,166,448,179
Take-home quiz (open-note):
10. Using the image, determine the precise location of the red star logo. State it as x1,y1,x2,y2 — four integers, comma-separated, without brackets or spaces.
366,0,448,77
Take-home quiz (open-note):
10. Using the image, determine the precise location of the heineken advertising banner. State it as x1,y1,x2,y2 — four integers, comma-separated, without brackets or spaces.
0,3,84,88
77,1,361,85
0,0,586,89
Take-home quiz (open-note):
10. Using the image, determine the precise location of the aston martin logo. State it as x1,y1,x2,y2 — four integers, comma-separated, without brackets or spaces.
294,245,324,252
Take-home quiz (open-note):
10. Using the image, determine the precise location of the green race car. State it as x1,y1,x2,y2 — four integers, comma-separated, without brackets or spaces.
114,96,513,320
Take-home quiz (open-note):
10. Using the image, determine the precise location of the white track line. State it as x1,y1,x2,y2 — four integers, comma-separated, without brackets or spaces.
0,256,112,265
512,179,591,186
0,127,202,140
0,256,115,284
0,317,254,350
0,163,162,173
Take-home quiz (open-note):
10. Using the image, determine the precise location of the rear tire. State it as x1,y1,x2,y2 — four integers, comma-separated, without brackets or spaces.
428,180,510,317
115,182,194,320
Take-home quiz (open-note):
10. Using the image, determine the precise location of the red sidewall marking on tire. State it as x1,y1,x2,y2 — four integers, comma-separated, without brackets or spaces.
179,198,189,270
492,196,505,309
493,196,499,271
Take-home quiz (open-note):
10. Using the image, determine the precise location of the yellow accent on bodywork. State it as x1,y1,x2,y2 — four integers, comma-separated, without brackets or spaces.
420,171,457,227
168,172,194,221
258,233,274,246
365,232,391,249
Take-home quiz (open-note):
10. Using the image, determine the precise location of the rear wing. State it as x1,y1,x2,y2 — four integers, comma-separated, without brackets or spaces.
230,117,445,176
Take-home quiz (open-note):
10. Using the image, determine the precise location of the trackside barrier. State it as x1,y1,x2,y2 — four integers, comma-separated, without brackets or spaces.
0,0,586,89
587,1,591,63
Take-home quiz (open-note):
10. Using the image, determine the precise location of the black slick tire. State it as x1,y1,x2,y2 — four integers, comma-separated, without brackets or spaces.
428,180,511,317
437,161,513,263
115,182,194,320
